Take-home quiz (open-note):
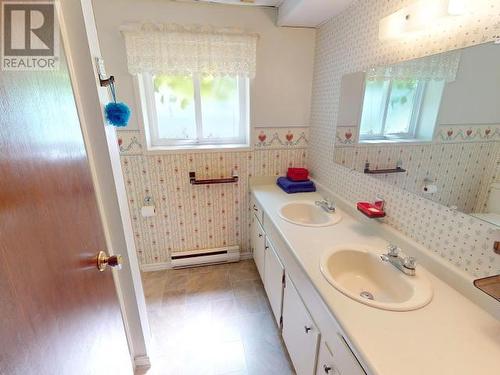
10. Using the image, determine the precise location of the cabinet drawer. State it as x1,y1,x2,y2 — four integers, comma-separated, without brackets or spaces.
251,196,264,225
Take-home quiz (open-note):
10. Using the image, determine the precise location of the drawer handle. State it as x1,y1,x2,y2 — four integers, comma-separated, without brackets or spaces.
265,246,269,250
323,365,332,374
304,326,312,333
258,233,263,238
253,205,258,211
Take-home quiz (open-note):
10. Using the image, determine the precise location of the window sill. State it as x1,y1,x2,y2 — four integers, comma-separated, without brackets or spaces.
359,138,433,145
145,143,252,155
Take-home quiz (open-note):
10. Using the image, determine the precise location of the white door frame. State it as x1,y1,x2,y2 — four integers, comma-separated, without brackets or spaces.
57,0,151,369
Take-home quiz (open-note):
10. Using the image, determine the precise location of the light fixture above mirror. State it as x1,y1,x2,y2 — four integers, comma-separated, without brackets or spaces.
379,0,468,40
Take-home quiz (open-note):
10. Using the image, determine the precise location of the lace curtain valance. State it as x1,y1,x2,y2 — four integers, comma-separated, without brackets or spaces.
120,23,258,78
366,50,461,82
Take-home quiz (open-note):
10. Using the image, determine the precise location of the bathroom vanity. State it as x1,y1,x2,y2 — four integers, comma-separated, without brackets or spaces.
250,181,500,375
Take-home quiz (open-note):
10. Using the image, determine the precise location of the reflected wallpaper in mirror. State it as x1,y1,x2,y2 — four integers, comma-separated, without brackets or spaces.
334,42,500,227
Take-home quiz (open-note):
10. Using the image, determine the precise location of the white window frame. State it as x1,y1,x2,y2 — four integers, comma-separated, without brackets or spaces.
139,73,250,150
360,79,427,142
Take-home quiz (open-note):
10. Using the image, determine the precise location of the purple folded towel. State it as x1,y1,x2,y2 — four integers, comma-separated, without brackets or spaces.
277,177,316,194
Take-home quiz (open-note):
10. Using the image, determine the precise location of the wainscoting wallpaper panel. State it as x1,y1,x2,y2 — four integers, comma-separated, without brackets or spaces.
309,0,500,277
118,129,308,266
334,141,499,213
328,164,499,277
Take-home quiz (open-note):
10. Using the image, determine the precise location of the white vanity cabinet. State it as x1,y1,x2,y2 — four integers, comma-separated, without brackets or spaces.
251,213,266,281
263,238,285,325
282,274,320,375
250,192,367,375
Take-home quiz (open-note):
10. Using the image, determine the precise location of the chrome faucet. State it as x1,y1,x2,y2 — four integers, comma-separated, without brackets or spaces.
315,198,336,213
381,244,417,276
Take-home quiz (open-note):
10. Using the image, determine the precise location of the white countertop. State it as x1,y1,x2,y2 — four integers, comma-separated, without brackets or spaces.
251,183,500,375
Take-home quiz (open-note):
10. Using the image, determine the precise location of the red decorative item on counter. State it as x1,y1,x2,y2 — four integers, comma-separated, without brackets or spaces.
356,202,386,218
287,168,309,181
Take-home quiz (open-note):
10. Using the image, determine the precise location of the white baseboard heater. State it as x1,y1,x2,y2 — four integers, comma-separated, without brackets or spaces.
170,246,240,268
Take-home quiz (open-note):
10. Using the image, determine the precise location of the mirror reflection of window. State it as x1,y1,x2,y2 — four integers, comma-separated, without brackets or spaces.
359,77,445,142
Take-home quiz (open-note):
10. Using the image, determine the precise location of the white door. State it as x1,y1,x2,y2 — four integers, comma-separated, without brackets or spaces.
282,274,320,375
264,239,285,326
252,214,266,281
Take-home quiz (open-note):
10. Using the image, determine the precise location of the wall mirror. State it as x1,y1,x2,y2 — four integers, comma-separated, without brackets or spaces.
334,42,500,227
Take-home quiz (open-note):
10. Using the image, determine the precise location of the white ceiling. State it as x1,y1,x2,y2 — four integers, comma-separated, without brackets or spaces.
278,0,355,27
185,0,283,6
177,0,355,27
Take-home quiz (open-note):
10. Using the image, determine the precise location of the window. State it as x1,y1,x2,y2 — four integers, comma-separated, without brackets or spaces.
359,78,444,142
141,73,249,149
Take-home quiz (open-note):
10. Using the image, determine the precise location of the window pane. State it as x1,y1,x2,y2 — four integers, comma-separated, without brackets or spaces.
153,75,196,140
360,79,389,137
384,79,419,135
200,75,240,140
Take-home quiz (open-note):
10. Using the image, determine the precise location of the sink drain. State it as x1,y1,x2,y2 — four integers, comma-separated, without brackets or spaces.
360,291,374,300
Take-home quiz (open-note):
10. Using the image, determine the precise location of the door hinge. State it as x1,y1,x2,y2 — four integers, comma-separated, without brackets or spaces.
279,316,283,329
282,273,286,287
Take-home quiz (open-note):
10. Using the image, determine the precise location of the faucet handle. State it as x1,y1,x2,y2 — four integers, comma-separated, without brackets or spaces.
316,198,335,211
404,256,417,270
387,244,399,257
326,198,335,209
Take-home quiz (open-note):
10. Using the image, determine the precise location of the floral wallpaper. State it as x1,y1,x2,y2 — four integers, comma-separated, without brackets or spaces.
334,135,500,214
117,128,308,266
309,0,500,277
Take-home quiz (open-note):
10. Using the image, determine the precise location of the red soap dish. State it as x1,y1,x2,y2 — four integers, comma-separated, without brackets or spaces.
356,202,386,218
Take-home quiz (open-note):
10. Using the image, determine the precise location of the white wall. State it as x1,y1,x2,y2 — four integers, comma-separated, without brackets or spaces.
92,0,316,130
438,42,500,125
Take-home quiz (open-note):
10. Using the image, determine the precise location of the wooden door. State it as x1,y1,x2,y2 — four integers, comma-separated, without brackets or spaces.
263,238,285,326
0,47,132,373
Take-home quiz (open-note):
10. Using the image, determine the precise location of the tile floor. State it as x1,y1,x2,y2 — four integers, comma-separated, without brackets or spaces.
138,260,295,375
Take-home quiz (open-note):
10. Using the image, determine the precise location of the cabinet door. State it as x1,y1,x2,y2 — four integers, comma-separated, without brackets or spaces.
282,274,320,375
329,335,366,375
252,214,266,282
316,336,366,375
316,340,339,375
264,239,285,326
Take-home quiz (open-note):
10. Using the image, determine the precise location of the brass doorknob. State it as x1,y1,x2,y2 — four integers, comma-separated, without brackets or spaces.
96,251,123,272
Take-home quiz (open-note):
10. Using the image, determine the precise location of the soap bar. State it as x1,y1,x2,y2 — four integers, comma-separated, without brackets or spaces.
356,202,386,218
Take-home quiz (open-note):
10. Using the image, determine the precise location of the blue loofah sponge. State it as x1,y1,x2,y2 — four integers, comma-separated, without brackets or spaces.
105,102,131,127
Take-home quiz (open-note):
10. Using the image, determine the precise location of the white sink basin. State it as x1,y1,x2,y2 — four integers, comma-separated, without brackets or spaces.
278,201,342,227
320,245,433,311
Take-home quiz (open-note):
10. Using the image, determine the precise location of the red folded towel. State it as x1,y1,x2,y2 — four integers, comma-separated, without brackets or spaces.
287,168,309,181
